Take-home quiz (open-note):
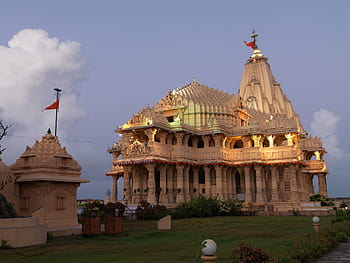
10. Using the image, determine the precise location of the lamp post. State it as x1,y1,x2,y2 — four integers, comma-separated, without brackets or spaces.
201,239,217,263
312,216,320,233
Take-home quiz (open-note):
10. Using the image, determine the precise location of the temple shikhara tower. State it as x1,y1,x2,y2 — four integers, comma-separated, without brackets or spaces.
107,32,328,212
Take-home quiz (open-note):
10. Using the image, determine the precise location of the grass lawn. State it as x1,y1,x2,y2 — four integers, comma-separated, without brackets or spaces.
0,216,335,263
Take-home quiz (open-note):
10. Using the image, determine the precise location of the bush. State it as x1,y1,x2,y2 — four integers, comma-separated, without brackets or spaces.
135,200,169,220
171,196,221,219
309,194,334,206
289,220,350,262
232,243,269,263
220,199,243,216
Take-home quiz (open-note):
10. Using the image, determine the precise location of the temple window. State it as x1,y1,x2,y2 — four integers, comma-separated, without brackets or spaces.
56,196,65,210
166,116,174,122
234,140,243,148
188,138,193,147
197,138,204,148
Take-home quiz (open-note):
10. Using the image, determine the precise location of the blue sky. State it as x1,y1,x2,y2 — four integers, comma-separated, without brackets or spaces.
0,1,349,199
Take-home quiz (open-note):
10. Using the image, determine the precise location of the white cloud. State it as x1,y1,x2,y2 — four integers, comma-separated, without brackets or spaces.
0,29,86,163
310,109,350,197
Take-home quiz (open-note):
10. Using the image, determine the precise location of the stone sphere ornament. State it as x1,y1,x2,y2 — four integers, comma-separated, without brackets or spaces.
312,216,320,224
201,239,217,256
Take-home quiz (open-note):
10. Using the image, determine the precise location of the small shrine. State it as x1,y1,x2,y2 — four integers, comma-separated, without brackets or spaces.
9,130,89,231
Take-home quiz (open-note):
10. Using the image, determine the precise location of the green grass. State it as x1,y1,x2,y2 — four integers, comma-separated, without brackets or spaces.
0,216,335,263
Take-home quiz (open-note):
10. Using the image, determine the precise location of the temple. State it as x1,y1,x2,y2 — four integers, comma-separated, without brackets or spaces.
106,34,328,212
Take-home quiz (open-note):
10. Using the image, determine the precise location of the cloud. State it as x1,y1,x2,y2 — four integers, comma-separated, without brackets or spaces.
0,29,86,163
310,109,350,196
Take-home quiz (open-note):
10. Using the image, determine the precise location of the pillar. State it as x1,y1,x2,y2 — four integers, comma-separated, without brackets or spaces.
270,166,279,202
159,164,167,204
215,166,223,199
167,165,175,204
122,165,132,205
204,166,211,197
318,173,328,196
193,167,199,197
183,165,190,201
145,163,156,204
222,166,228,199
244,166,252,202
112,175,118,203
176,164,185,202
289,165,299,201
227,168,233,199
255,165,264,203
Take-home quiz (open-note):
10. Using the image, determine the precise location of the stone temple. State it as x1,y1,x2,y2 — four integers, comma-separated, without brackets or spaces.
106,41,328,212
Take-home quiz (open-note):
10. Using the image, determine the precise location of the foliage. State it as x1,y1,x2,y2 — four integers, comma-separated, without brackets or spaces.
339,202,348,209
309,194,334,206
0,120,12,192
135,200,169,220
79,201,126,218
171,195,221,219
232,243,269,263
335,208,350,219
290,220,350,262
1,240,12,249
219,199,243,216
79,201,105,218
0,193,19,218
103,202,126,217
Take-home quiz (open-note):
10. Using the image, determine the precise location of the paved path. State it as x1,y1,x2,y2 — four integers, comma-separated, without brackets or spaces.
311,238,350,262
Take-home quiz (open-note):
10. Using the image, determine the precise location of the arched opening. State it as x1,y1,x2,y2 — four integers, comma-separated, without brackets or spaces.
235,171,241,193
197,137,204,148
155,169,161,203
199,167,205,185
234,140,243,148
262,138,269,147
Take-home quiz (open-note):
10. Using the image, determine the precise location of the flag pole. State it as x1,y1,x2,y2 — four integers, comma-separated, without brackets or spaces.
53,88,62,136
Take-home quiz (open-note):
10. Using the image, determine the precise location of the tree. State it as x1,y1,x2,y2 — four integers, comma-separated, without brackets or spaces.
0,120,12,191
0,120,11,156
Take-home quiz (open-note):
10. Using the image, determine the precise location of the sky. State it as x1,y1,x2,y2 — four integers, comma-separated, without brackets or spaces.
0,1,349,199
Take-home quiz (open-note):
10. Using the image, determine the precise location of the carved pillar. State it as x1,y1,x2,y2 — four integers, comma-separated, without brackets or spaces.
222,166,228,199
145,163,156,204
215,165,224,199
231,168,237,199
285,133,294,146
289,165,299,201
270,166,279,202
203,136,210,148
204,166,211,197
243,166,252,202
267,135,275,147
159,164,167,204
175,132,184,157
176,164,185,202
252,135,261,148
193,167,199,197
122,165,132,204
255,165,264,203
183,165,190,201
167,165,175,204
318,173,328,196
112,175,118,203
144,128,157,145
227,167,233,199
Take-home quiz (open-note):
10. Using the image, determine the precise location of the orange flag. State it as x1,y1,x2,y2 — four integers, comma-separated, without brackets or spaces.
42,99,59,111
244,40,256,50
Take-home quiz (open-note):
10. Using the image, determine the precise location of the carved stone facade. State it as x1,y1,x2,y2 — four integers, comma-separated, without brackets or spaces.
1,132,89,230
106,48,328,211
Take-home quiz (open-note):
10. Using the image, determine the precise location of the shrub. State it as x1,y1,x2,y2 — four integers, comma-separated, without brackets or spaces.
219,199,243,216
232,243,269,263
135,200,169,220
172,196,221,219
309,194,334,206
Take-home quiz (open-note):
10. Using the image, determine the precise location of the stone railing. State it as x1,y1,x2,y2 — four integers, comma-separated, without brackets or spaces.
304,160,327,171
120,143,299,164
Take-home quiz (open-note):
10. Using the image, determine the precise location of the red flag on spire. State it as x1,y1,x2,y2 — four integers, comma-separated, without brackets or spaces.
42,99,59,111
244,40,256,50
